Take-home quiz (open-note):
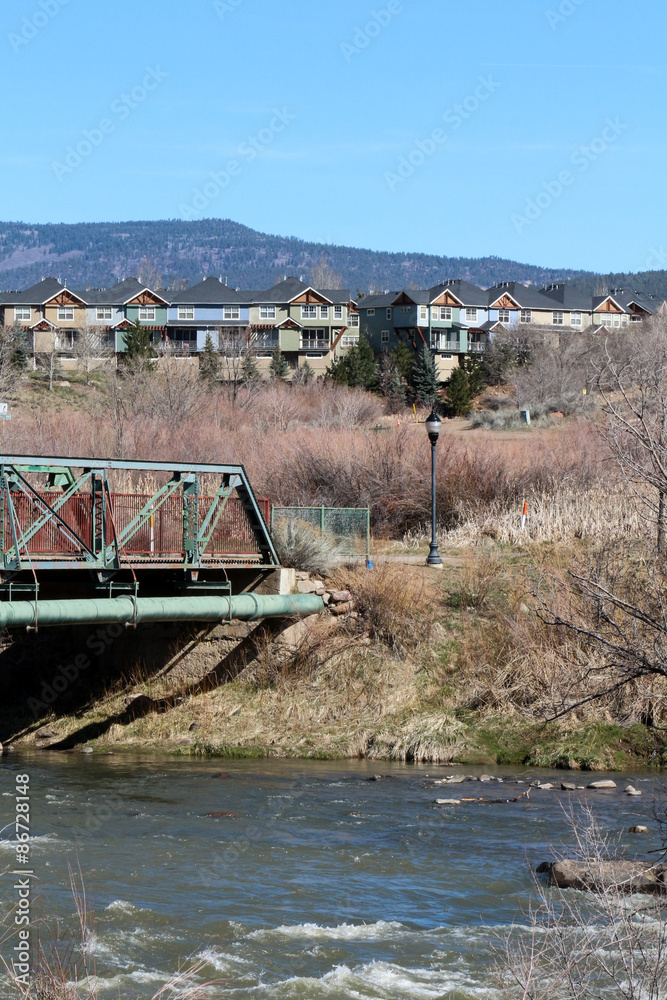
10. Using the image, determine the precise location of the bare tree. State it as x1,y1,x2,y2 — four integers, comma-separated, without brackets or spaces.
500,805,667,1000
510,327,595,411
137,256,163,290
73,325,113,386
530,322,667,715
309,254,344,290
592,319,667,551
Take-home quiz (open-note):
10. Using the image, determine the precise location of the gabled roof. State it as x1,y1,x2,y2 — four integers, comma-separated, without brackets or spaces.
253,277,333,305
357,292,400,309
607,289,666,316
81,278,168,306
0,278,87,306
593,294,627,314
487,281,557,310
169,277,246,306
434,279,488,308
540,283,594,311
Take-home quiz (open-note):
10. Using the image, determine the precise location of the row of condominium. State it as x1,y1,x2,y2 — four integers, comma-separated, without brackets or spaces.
1,273,662,379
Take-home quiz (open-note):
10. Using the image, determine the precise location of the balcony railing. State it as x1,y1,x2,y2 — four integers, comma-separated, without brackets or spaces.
468,342,485,353
432,338,462,352
300,339,330,351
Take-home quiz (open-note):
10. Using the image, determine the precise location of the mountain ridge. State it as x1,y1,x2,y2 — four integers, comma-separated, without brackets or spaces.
0,218,665,298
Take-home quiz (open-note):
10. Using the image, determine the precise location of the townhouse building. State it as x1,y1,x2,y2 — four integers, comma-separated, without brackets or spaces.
2,271,665,383
0,278,88,355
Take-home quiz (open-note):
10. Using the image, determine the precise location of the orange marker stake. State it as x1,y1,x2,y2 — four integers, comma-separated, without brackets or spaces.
521,501,528,532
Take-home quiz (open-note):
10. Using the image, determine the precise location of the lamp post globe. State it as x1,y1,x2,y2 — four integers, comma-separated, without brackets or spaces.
425,410,443,567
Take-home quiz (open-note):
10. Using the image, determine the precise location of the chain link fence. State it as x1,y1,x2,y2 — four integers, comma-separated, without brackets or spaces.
271,506,371,561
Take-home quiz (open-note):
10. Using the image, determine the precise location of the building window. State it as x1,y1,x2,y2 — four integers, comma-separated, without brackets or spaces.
14,307,30,321
553,311,564,325
301,328,328,349
631,315,642,323
139,306,155,321
58,306,75,321
621,314,628,326
400,306,410,313
381,330,390,343
599,314,613,327
348,314,359,327
498,309,511,324
223,306,240,321
96,307,113,321
386,308,392,320
440,307,452,321
178,307,194,321
301,305,317,319
613,315,621,327
333,305,342,320
465,308,477,322
366,309,375,317
419,306,428,322
341,334,359,347
259,305,276,319
520,309,532,324
319,305,329,319
570,312,582,327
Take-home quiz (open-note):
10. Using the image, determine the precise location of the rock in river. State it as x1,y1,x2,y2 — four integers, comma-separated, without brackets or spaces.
587,780,617,790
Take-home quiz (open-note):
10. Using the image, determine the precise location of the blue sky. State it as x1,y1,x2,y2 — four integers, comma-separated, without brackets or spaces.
1,0,664,273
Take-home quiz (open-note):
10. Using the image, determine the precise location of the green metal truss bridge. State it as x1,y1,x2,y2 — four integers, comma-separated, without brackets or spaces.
0,455,322,628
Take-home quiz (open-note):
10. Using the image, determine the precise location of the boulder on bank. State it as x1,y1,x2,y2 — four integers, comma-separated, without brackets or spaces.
123,694,155,716
544,859,665,893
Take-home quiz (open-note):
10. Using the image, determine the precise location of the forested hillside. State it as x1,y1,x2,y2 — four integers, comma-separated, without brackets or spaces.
0,217,664,295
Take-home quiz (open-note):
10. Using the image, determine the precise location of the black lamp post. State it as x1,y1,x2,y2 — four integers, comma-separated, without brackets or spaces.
425,410,443,567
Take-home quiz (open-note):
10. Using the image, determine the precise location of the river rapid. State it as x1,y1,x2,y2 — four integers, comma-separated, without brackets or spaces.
0,755,663,998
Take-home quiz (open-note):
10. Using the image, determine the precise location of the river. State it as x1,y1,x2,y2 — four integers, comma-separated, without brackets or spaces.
0,755,662,998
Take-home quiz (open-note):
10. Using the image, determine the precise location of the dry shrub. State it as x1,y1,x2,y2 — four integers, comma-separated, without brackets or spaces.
448,548,504,611
272,519,340,574
7,381,610,537
448,545,667,728
338,562,432,656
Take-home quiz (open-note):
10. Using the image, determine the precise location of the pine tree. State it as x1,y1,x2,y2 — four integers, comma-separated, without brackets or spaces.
393,341,416,386
123,318,155,364
445,365,473,416
9,324,28,371
241,349,261,384
344,335,377,389
293,360,315,386
269,345,289,380
412,346,440,406
462,354,486,398
377,353,406,411
199,332,220,383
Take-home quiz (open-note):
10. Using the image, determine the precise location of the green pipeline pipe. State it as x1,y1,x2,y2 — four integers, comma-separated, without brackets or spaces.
0,594,324,630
